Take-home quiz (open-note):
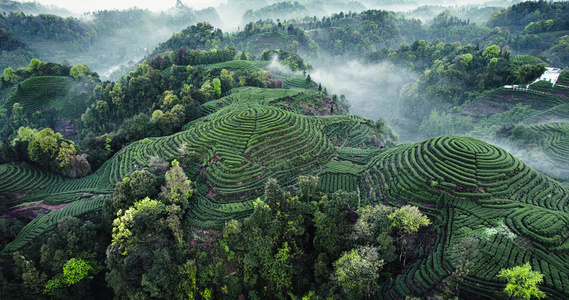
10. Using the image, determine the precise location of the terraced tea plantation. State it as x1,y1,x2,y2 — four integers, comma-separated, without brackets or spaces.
0,76,75,113
361,136,569,299
0,163,63,194
1,87,381,253
3,88,569,298
197,87,341,117
204,60,270,72
512,54,548,65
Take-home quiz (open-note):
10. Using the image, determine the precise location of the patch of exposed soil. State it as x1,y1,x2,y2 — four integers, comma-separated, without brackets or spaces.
7,203,71,221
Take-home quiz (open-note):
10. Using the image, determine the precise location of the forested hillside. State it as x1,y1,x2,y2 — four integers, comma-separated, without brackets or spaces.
1,0,569,299
0,1,222,78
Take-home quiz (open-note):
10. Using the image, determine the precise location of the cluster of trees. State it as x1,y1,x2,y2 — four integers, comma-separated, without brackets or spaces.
0,0,73,16
0,58,97,142
308,9,423,57
484,1,569,66
0,4,219,74
1,58,95,91
10,127,91,178
86,6,217,36
1,158,546,299
424,10,496,46
0,12,96,45
241,0,370,26
550,35,569,67
0,136,551,300
0,58,122,147
226,20,319,59
155,22,224,54
3,160,434,299
229,2,564,69
1,215,111,299
487,1,569,31
148,47,236,69
103,173,433,299
367,41,545,123
0,42,337,177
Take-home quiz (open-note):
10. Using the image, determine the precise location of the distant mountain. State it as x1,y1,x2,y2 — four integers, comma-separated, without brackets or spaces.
241,0,367,24
0,6,222,79
0,0,74,17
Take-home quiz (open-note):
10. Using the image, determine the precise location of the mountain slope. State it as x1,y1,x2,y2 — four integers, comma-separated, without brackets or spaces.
3,103,569,298
362,135,569,299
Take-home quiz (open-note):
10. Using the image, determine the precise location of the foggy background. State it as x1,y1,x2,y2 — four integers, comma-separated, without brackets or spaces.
14,0,225,13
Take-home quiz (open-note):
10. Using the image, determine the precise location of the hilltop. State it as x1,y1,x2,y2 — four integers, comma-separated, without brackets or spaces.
362,135,569,298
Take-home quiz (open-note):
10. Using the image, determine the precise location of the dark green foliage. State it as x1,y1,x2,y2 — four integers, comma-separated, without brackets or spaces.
155,22,223,53
550,35,569,67
128,170,159,201
1,215,110,300
511,60,547,83
2,196,109,255
0,86,376,254
106,199,181,299
334,246,384,299
0,139,16,164
309,9,424,57
0,216,23,250
0,65,96,141
350,205,397,264
487,1,569,31
110,170,159,215
0,0,72,15
39,217,105,298
0,27,34,71
387,42,516,121
0,13,96,47
495,124,540,147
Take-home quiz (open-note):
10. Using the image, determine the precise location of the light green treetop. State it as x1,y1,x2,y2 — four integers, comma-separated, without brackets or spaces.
388,205,431,234
498,262,546,300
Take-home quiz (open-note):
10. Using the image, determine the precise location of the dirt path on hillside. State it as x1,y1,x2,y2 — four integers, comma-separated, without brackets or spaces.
7,203,71,221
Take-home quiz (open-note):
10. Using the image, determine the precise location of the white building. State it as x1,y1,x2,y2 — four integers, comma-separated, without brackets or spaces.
538,67,563,86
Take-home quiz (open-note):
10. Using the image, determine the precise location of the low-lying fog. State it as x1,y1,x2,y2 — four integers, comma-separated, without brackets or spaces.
309,60,417,122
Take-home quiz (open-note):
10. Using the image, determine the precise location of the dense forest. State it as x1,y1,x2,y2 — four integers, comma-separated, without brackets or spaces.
2,0,569,299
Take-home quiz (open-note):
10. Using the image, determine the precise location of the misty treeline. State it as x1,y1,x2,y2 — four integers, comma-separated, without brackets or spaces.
241,0,367,25
2,0,568,74
0,1,220,73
